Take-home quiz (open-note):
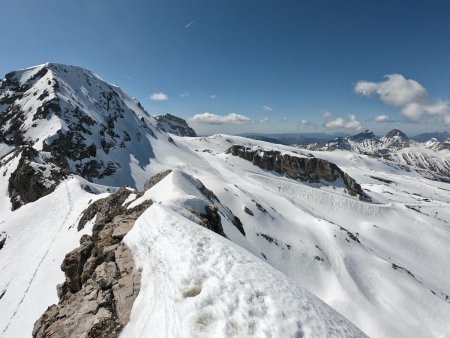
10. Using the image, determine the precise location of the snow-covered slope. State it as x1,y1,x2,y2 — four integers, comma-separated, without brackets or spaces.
309,129,450,181
1,64,450,338
122,204,364,338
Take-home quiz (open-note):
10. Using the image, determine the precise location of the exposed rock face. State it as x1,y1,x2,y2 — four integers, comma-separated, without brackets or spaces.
7,146,67,210
226,145,369,200
0,231,7,250
155,113,197,137
77,188,133,231
33,187,152,338
143,169,172,191
188,204,226,238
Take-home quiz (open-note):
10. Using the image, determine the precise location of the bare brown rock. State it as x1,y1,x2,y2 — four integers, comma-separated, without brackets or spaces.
33,185,154,338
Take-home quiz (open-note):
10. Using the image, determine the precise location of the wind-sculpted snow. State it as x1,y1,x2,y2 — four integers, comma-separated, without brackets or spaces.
1,64,450,338
122,205,366,338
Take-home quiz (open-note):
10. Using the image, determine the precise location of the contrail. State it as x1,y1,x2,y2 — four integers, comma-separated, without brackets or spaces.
185,19,196,29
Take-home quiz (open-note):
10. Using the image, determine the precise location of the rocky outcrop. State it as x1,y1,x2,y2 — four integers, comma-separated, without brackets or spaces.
226,145,369,200
0,231,7,250
188,204,226,237
143,169,172,191
8,146,67,210
33,187,152,338
155,113,197,137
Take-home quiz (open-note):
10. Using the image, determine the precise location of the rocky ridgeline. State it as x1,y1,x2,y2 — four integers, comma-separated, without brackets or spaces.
226,145,369,200
32,170,241,337
32,186,152,338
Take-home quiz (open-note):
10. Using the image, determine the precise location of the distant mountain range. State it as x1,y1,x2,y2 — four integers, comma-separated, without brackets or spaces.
241,131,450,145
239,132,349,145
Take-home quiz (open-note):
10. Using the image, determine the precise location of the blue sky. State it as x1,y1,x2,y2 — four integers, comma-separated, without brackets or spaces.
1,0,450,136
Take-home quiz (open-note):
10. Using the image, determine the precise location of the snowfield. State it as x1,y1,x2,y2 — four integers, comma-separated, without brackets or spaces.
122,205,365,338
1,63,450,337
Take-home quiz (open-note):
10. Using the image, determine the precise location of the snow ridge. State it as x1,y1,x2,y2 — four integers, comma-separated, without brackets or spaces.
123,204,366,338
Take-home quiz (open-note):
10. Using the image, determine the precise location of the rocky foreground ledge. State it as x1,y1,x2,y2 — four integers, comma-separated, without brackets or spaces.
32,169,235,338
32,185,151,338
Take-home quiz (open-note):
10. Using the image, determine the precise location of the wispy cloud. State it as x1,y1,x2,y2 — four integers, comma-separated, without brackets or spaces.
355,74,450,124
324,114,363,130
281,117,288,121
262,105,273,112
180,91,190,98
150,92,168,101
210,94,218,99
185,19,196,29
374,114,392,122
322,111,332,118
299,119,311,126
191,112,251,124
260,117,269,123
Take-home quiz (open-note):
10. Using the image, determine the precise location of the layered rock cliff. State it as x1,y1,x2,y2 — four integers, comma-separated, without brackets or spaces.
226,145,369,200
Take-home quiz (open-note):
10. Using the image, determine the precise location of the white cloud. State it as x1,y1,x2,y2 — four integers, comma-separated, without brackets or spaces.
322,111,332,118
355,74,450,123
191,112,251,124
324,114,363,130
210,94,218,99
281,117,288,121
150,92,169,101
374,114,392,122
180,91,190,98
299,119,311,125
262,105,273,112
260,117,269,123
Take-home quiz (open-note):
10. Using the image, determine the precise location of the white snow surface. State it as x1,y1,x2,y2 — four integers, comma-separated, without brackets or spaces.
1,64,450,337
122,204,365,338
0,177,105,338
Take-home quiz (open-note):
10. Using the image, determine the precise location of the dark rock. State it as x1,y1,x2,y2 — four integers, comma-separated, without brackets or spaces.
231,216,245,236
244,207,254,216
385,129,408,139
7,146,66,210
0,231,7,250
226,145,370,201
349,130,376,142
78,188,132,231
143,169,172,191
202,205,225,237
155,113,197,137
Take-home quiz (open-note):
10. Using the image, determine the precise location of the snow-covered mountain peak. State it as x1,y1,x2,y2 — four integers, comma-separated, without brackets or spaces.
0,63,199,209
384,128,408,140
349,129,376,142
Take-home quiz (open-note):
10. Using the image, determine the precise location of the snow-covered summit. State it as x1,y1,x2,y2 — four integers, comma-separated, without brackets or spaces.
0,63,199,209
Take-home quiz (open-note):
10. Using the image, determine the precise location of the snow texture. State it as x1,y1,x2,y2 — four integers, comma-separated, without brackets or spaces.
122,204,366,338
